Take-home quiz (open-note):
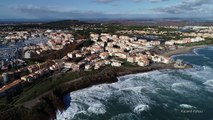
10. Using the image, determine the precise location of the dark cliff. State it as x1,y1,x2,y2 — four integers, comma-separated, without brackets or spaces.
0,67,119,120
0,63,182,120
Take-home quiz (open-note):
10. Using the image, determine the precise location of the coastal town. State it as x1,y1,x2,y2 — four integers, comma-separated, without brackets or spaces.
0,23,213,99
1,0,213,119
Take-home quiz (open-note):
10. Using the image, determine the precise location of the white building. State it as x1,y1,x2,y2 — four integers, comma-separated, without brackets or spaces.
111,60,123,67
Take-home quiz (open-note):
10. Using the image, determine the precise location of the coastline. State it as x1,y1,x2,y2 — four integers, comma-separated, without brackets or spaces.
0,46,207,120
162,45,207,57
0,62,192,120
56,46,213,120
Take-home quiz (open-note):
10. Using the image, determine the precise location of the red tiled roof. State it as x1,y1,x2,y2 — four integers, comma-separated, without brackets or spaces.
0,80,23,92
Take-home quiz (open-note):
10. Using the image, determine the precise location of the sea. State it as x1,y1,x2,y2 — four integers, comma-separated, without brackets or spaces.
56,46,213,120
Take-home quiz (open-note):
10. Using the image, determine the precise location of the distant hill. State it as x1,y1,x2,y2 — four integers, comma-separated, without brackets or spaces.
91,19,213,26
42,20,92,27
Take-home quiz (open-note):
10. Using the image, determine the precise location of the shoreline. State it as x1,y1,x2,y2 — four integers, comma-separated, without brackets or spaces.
162,45,208,57
0,46,207,120
20,63,189,120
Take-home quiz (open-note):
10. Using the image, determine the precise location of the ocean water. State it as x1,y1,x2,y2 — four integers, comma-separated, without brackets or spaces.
56,46,213,120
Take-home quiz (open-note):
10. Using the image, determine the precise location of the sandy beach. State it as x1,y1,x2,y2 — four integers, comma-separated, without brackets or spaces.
162,45,207,57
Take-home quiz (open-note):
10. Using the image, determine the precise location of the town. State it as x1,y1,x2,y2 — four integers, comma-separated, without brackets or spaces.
0,23,213,99
1,0,213,119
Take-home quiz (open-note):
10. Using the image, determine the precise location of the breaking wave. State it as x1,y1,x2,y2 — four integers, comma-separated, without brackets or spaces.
179,104,196,109
56,46,213,120
203,79,213,87
133,104,150,114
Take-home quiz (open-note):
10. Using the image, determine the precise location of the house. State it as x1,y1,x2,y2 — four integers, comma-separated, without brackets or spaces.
76,53,83,58
99,52,109,59
151,55,161,63
67,52,74,59
114,52,128,59
96,41,105,47
119,35,130,40
191,37,205,42
135,55,148,62
49,62,64,71
127,56,136,63
85,54,98,62
67,50,80,59
104,60,111,65
111,59,123,67
137,58,150,67
85,64,94,70
90,33,99,42
106,47,123,55
72,64,80,71
165,40,175,45
21,75,34,83
111,35,118,40
27,65,40,73
64,62,74,69
94,60,105,70
24,50,32,59
161,57,172,64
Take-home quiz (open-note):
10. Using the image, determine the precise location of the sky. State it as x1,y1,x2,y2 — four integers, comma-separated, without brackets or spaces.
0,0,212,20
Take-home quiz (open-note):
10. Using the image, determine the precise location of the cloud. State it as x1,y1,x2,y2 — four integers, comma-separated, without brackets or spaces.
12,5,147,19
13,5,104,19
95,0,170,3
95,0,115,3
133,0,169,2
149,0,169,2
154,0,213,14
6,0,212,19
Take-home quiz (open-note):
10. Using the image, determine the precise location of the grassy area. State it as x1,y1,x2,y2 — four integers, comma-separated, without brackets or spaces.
123,61,138,68
113,57,138,68
0,69,98,106
0,97,8,105
13,70,99,105
0,53,144,108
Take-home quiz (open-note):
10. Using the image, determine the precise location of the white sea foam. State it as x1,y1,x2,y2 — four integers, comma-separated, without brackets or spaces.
120,86,144,93
179,65,213,82
171,47,204,58
180,104,196,109
203,56,211,60
109,113,140,120
171,82,200,95
203,79,213,87
87,103,106,114
133,104,150,114
193,48,200,55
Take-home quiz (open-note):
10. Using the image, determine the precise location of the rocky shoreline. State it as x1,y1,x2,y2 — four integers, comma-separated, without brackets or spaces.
0,62,191,120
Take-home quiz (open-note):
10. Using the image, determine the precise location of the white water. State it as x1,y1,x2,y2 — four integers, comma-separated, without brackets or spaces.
133,104,150,114
180,104,196,109
56,65,213,120
203,79,213,87
56,46,213,120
